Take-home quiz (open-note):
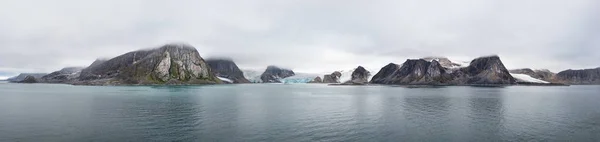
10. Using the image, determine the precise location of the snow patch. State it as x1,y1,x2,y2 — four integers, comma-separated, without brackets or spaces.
217,77,233,83
510,73,549,83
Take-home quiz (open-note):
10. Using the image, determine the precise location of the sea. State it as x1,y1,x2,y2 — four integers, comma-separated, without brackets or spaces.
1,82,599,141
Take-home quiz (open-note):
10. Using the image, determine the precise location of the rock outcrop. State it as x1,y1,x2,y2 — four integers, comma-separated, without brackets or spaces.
341,66,371,85
451,56,516,84
370,55,516,85
40,67,84,83
77,43,220,85
260,66,295,83
7,73,47,82
18,75,38,83
206,59,250,83
509,68,555,81
553,68,600,84
308,76,323,83
322,71,342,83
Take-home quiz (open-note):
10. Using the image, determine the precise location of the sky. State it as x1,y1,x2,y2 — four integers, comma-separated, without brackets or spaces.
1,0,599,78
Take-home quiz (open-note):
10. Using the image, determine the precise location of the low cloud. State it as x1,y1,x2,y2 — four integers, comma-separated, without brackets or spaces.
0,0,598,76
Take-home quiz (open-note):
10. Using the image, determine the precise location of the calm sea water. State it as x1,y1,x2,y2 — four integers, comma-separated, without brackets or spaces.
1,82,599,141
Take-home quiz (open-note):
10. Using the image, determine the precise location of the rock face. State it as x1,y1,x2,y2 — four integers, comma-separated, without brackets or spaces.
308,76,323,83
370,63,401,84
40,67,84,83
7,73,47,82
553,68,600,84
341,66,371,85
260,66,295,83
206,59,250,83
509,68,555,81
77,44,220,85
18,75,38,83
370,55,516,85
322,71,342,83
370,59,452,85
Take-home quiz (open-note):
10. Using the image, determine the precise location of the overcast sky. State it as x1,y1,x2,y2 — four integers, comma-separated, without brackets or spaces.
1,0,599,79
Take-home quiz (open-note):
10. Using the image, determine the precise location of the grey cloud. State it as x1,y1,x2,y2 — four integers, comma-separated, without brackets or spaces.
0,0,599,76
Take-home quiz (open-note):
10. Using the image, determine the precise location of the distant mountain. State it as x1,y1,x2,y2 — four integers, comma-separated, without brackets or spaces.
370,55,516,85
40,67,84,83
553,68,600,85
7,73,48,82
76,43,221,85
259,66,295,83
341,66,371,85
242,69,263,83
206,59,250,83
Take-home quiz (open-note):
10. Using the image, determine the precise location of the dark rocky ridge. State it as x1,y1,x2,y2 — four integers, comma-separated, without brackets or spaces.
341,66,371,85
553,68,600,84
40,67,84,83
260,66,295,83
77,44,221,85
7,73,47,82
370,55,516,85
206,59,250,83
509,68,555,81
322,71,342,83
452,56,516,84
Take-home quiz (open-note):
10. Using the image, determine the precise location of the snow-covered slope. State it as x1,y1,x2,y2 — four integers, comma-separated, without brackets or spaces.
217,77,233,83
242,69,263,83
511,73,550,83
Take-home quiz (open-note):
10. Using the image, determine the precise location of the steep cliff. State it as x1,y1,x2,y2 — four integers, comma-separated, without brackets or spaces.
206,59,250,83
553,68,600,84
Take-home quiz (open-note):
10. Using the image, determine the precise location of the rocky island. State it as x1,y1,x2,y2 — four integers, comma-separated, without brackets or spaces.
259,66,295,83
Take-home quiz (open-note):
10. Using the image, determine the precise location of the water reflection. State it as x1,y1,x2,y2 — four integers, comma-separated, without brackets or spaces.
466,87,507,141
401,88,452,141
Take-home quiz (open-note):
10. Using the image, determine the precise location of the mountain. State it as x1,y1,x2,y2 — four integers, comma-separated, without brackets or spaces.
452,56,516,84
242,69,263,83
308,76,323,83
206,59,250,83
553,68,600,84
341,66,371,85
40,67,84,83
77,43,221,85
322,71,342,83
370,55,516,85
7,73,48,82
260,66,295,83
280,72,320,83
